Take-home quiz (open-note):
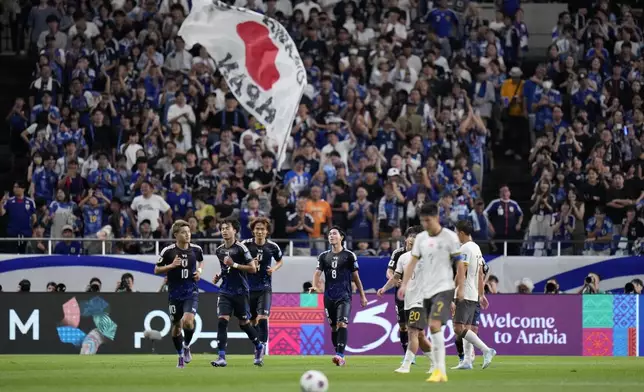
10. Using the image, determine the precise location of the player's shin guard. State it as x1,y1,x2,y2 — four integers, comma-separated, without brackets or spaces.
257,318,269,344
172,334,184,355
183,328,195,347
455,335,464,361
240,323,261,348
431,331,446,374
217,319,229,353
336,327,348,356
332,330,338,348
400,330,409,354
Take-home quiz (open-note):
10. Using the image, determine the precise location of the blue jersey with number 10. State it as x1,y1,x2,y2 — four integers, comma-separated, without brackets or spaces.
157,243,204,300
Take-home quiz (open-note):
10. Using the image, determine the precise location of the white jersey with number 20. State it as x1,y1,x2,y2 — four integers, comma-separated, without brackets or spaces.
459,241,485,301
395,251,424,310
411,228,461,300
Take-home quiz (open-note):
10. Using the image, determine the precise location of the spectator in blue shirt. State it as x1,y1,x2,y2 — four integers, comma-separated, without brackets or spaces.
166,177,193,219
551,202,575,255
54,225,83,255
31,154,58,204
532,80,562,134
88,152,118,200
585,206,614,256
79,189,109,236
1,181,37,253
427,0,458,40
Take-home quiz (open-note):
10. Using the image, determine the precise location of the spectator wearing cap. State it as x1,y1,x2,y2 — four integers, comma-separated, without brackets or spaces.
88,152,118,200
166,177,193,219
130,181,171,233
376,180,404,240
501,67,527,161
572,72,600,122
241,182,271,216
53,225,83,255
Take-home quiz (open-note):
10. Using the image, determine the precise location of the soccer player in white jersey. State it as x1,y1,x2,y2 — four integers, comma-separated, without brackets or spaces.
377,226,434,374
452,220,496,370
399,202,462,383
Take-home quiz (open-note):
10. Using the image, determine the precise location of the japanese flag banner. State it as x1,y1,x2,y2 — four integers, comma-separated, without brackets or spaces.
179,0,307,169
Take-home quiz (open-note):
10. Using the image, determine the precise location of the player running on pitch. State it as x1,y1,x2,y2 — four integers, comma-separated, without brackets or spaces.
154,220,204,368
311,227,368,367
451,220,496,370
211,218,264,367
386,238,412,358
399,203,461,383
378,225,434,374
242,217,284,360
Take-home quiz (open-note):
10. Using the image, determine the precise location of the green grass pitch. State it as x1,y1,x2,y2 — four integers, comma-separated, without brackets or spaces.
1,355,643,392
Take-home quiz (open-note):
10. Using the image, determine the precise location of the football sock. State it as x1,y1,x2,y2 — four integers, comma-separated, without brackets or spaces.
455,335,464,361
463,330,490,352
463,340,473,363
217,318,229,352
400,330,409,354
172,335,183,355
336,327,347,355
402,349,415,367
332,330,338,348
240,323,261,349
431,331,446,374
257,319,269,344
183,328,194,347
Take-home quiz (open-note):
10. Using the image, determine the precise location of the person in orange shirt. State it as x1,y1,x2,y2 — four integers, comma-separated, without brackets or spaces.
305,185,333,254
500,67,528,161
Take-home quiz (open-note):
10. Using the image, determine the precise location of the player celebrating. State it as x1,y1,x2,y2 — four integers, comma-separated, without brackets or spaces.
399,203,461,383
386,240,410,357
378,225,434,374
211,218,264,367
154,220,204,369
452,220,496,370
311,227,368,367
242,217,284,357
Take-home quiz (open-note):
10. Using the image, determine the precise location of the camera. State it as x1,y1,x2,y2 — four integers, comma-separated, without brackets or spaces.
585,276,593,284
118,277,132,292
624,282,636,294
87,282,101,292
581,274,597,294
545,282,558,294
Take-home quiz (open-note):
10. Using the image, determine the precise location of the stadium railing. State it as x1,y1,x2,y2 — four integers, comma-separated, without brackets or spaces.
0,237,637,257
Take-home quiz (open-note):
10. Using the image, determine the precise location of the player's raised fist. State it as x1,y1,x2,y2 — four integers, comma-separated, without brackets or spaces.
171,255,182,267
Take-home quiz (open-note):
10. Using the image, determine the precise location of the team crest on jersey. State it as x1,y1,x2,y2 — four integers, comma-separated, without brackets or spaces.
180,199,186,205
509,206,514,212
25,203,30,210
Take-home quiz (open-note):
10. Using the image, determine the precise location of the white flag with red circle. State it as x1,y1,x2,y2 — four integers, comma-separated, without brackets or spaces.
179,0,306,169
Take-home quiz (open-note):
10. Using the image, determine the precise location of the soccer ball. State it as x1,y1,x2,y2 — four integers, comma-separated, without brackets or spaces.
300,370,329,392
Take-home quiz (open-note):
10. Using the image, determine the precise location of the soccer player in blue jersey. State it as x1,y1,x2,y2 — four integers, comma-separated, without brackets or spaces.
311,227,368,367
154,220,204,369
211,218,264,367
242,217,283,362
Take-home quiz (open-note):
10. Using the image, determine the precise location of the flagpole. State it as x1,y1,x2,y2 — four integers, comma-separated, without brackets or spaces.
269,89,304,200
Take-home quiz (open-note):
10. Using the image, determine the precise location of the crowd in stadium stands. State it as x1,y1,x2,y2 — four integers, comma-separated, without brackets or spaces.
1,0,643,260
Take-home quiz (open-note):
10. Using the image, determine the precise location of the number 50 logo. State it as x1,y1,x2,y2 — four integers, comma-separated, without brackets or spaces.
345,299,456,354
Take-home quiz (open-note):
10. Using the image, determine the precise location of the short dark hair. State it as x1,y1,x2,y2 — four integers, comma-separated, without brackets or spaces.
419,202,439,217
632,278,643,287
456,220,473,235
488,275,499,283
405,225,422,237
221,217,240,232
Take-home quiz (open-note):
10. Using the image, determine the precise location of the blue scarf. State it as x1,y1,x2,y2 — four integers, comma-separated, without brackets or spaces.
477,81,487,98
